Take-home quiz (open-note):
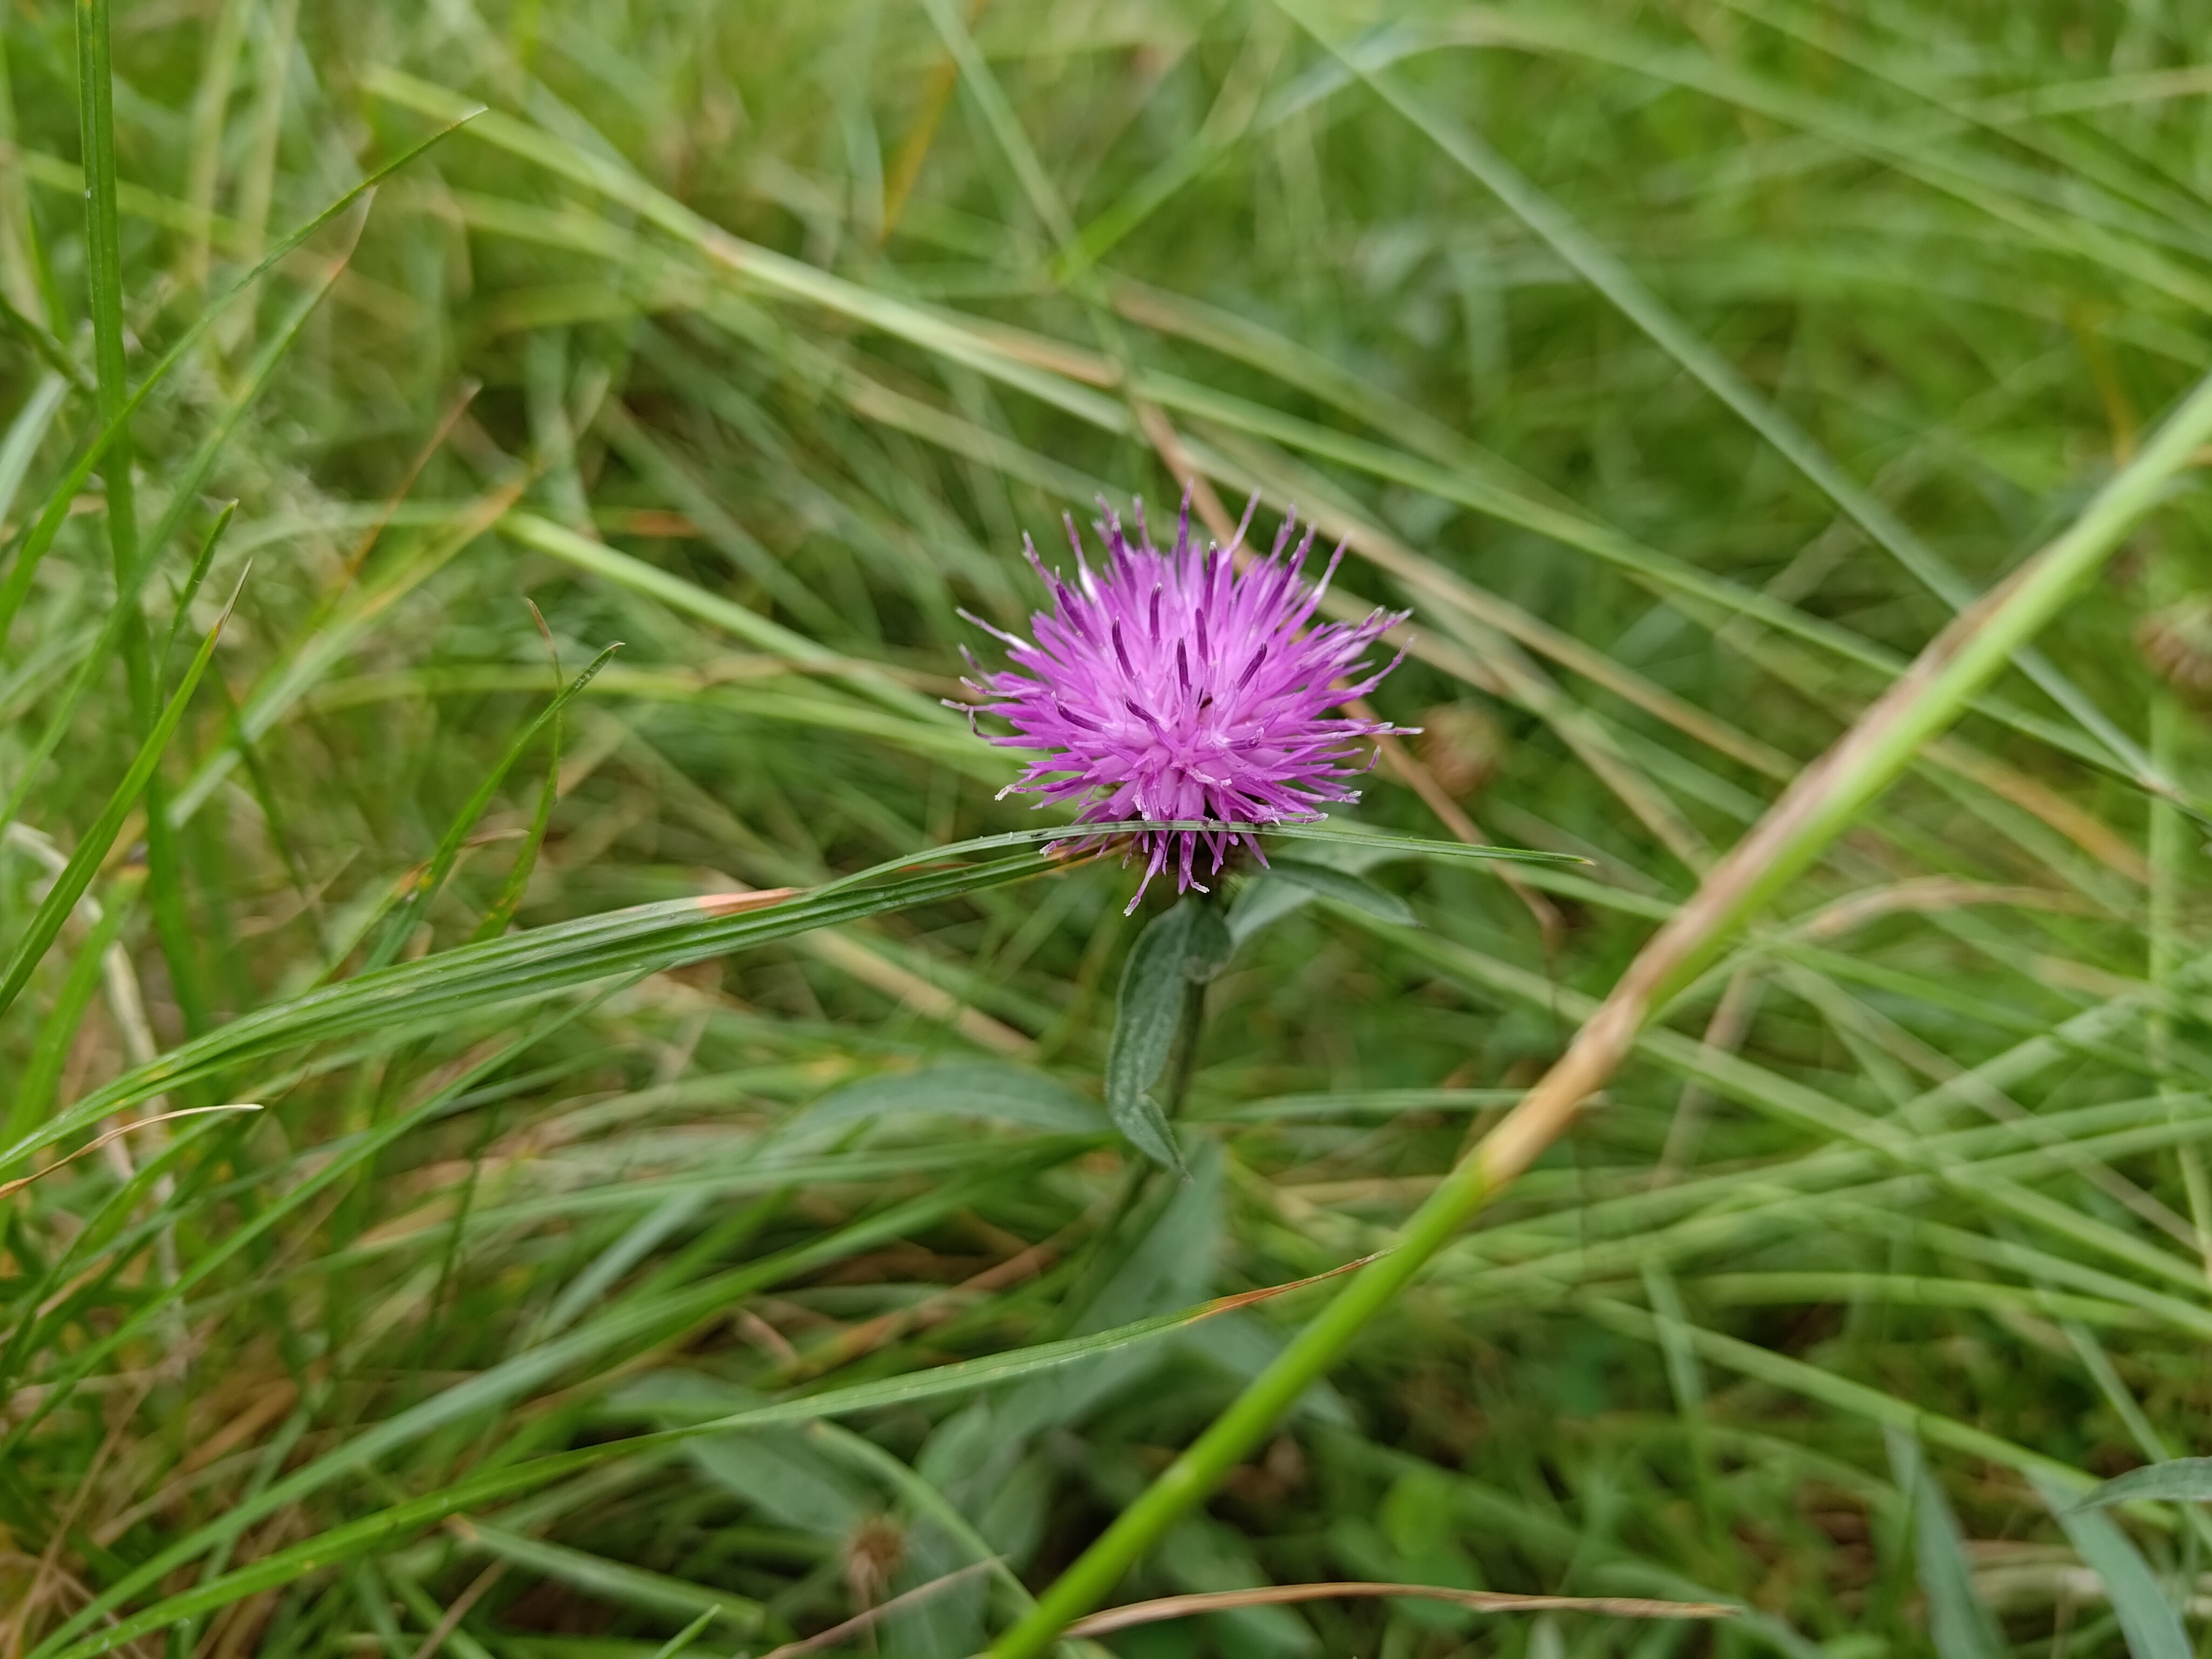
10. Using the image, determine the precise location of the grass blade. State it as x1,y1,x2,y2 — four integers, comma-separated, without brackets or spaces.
2031,1470,2189,1659
0,110,477,649
2076,1461,2212,1510
1888,1429,2006,1659
359,641,620,972
30,1259,1355,1659
0,571,241,1023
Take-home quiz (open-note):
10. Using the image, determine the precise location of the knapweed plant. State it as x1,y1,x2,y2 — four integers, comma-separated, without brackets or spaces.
961,493,1464,1171
9,2,2212,1658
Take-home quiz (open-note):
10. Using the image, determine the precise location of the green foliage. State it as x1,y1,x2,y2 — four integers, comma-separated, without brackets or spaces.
2,1,2211,1658
1106,895,1231,1171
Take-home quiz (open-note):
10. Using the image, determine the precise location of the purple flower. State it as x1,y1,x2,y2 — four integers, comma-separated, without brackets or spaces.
959,491,1411,911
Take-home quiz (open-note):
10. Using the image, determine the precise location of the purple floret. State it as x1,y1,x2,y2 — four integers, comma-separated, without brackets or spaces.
958,490,1411,911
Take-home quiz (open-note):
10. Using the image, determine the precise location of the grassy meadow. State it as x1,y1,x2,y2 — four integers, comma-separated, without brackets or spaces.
6,1,2212,1656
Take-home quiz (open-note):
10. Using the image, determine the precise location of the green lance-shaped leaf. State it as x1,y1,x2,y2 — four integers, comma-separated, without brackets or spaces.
2031,1470,2189,1659
1885,1430,2005,1659
1106,897,1231,1171
2074,1459,2212,1510
1229,857,1417,947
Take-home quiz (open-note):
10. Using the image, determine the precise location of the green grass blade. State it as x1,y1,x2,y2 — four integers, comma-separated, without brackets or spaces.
2075,1461,2212,1510
359,641,620,972
0,870,137,1146
0,110,477,648
0,848,1051,1177
29,1277,1284,1659
2031,1470,2190,1659
453,1524,762,1631
0,572,239,1023
1887,1429,2006,1659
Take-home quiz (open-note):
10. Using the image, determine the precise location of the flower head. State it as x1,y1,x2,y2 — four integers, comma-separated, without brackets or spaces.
960,490,1410,910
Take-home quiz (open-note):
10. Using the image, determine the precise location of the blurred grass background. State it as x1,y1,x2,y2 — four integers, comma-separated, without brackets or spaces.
5,0,2212,1655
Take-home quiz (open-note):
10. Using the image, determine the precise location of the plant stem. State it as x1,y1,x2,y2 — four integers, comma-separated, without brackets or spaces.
983,363,2212,1659
1161,886,1225,1119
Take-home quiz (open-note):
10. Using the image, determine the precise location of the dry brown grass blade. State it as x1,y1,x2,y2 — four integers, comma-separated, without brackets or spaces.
1924,736,2152,883
1788,877,2096,942
403,1561,507,1659
756,1559,1001,1659
1061,1583,1738,1637
0,1106,260,1200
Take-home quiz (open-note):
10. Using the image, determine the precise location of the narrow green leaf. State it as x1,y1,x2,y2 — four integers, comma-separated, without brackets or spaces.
0,110,477,648
0,571,240,1023
455,1523,762,1632
1250,859,1416,928
362,641,619,971
1885,1430,2006,1659
473,605,568,942
647,1610,719,1659
796,1062,1105,1137
0,372,69,528
2031,1471,2188,1659
159,502,236,672
2074,1459,2212,1510
0,290,84,388
1105,898,1230,1172
470,707,560,944
1,872,138,1146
